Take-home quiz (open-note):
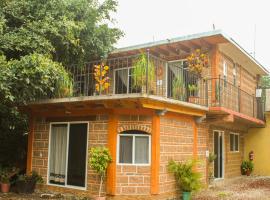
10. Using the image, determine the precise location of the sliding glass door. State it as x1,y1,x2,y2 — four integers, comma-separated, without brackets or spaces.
48,123,88,188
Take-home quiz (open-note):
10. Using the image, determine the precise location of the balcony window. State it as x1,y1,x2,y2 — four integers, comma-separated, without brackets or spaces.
114,68,141,94
223,61,228,87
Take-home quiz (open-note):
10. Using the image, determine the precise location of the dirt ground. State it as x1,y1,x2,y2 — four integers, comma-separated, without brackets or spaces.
193,176,270,200
1,176,270,199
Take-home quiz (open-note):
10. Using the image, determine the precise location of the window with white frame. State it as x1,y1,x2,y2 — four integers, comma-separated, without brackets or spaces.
118,131,150,165
233,63,237,86
230,133,239,152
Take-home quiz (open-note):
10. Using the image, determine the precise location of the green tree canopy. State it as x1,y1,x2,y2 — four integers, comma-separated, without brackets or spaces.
0,0,122,166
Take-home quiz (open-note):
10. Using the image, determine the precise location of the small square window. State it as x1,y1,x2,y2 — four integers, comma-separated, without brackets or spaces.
230,133,239,152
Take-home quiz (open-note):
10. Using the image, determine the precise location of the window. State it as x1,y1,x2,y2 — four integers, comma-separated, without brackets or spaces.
114,67,141,94
118,131,150,165
48,123,88,188
233,63,237,86
223,61,228,87
230,133,239,152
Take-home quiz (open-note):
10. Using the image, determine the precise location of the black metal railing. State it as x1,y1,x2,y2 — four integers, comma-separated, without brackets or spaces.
206,77,265,121
40,52,265,121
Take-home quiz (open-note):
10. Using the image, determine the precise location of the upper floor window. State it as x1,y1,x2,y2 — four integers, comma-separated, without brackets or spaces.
230,133,239,152
223,61,228,87
233,63,237,86
118,131,150,165
114,67,141,94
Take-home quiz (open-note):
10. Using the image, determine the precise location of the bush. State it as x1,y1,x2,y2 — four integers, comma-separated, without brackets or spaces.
168,160,202,192
241,160,254,174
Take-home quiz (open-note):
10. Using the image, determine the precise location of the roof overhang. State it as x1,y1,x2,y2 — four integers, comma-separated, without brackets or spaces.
111,30,268,75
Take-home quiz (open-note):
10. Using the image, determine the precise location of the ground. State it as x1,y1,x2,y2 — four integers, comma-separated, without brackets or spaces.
1,176,270,199
193,176,270,200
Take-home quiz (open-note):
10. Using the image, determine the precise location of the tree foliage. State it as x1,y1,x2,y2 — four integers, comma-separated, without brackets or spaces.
0,0,122,166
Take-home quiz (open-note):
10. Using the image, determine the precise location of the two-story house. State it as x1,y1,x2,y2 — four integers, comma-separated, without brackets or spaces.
24,30,268,199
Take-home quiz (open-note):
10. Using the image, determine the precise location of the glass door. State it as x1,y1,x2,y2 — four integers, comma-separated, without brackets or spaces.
213,130,224,179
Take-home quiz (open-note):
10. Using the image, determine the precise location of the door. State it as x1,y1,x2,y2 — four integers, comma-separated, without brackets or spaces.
213,130,224,179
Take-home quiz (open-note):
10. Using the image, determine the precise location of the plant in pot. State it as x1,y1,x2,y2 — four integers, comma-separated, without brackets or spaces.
208,152,217,184
168,160,202,200
188,84,199,103
132,52,155,94
0,167,18,193
186,49,209,77
89,147,112,200
172,77,186,100
15,171,43,193
241,160,254,176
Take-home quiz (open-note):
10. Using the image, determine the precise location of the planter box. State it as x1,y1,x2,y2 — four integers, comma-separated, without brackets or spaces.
15,180,36,194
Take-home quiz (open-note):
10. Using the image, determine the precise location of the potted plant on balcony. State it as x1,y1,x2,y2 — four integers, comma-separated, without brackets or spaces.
94,64,110,95
89,147,112,200
132,52,155,94
186,49,209,77
188,84,199,103
168,160,202,200
172,77,186,100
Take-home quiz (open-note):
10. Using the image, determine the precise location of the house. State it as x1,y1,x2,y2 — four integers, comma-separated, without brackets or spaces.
25,30,268,199
245,89,270,175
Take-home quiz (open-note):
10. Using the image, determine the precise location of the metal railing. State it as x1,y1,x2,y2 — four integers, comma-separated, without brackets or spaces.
41,52,265,121
206,77,265,121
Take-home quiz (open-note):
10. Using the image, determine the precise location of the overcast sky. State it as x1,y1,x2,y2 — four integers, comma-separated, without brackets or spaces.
112,0,270,70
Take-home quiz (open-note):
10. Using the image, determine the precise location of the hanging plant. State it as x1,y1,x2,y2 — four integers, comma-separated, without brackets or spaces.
94,64,110,94
187,49,209,75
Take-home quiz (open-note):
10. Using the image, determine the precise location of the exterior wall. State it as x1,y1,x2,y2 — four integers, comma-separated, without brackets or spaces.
116,115,152,195
32,115,109,196
218,52,257,95
159,115,199,195
208,126,245,179
245,113,270,175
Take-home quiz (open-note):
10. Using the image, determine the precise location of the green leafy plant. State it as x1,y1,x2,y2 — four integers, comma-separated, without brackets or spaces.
89,147,112,198
172,77,186,100
132,53,155,92
16,171,43,194
0,167,19,184
208,152,217,164
241,160,254,175
188,84,199,95
168,160,202,193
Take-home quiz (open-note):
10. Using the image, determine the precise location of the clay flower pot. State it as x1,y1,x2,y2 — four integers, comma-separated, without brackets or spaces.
246,170,251,176
1,183,11,193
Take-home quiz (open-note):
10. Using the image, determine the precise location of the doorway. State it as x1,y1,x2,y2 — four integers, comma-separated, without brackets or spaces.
213,130,224,179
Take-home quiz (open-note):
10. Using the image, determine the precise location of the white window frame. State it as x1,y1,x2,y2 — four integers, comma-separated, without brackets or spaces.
47,122,89,190
229,132,239,152
113,67,136,94
117,133,151,166
223,61,228,79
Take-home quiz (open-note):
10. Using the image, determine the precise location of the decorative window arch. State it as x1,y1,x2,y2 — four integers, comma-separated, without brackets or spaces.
117,130,151,165
117,125,152,134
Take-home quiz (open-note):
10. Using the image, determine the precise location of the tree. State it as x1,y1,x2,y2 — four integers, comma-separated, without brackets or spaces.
0,0,122,166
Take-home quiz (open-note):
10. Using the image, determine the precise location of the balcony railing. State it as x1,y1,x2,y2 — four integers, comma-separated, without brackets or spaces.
62,53,208,106
41,53,264,121
207,77,265,121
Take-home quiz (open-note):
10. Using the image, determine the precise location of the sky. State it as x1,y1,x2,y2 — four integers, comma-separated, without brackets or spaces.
112,0,270,70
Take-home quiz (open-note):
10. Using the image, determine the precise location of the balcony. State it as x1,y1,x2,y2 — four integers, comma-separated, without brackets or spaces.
36,53,264,122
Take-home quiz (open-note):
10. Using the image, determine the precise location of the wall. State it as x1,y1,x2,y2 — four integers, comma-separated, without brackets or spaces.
159,114,206,195
245,113,270,175
208,126,245,179
32,115,109,196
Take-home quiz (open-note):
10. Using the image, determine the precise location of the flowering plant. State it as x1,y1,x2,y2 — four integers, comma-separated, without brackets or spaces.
94,64,110,94
187,49,209,75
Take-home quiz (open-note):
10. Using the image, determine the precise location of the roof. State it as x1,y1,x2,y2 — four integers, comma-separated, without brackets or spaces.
112,30,269,75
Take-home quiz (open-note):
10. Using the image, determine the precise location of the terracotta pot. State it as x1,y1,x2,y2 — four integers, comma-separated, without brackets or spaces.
246,170,251,176
94,197,106,200
189,96,199,104
1,183,11,193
